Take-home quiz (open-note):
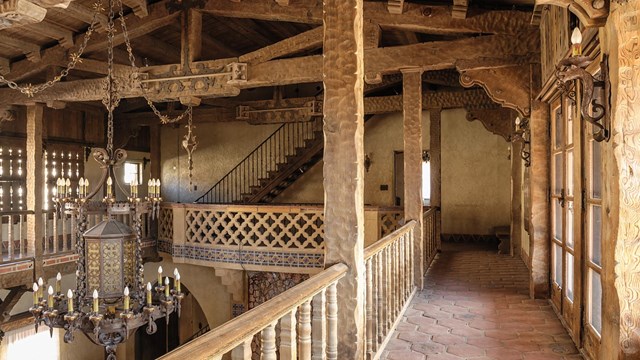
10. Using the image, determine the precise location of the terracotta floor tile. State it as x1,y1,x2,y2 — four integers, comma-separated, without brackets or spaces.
380,247,582,360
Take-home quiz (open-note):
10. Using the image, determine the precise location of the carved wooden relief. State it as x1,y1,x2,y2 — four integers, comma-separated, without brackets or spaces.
535,0,609,27
0,0,46,29
459,65,532,116
466,108,516,141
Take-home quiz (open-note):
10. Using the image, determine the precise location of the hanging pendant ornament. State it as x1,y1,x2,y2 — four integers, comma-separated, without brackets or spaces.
181,107,197,191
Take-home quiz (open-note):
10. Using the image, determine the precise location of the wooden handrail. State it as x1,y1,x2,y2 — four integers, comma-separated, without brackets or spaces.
364,220,416,260
159,263,348,360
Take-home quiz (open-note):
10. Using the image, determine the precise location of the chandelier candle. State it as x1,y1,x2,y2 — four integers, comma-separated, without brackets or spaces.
123,287,130,311
92,290,99,313
106,176,113,198
37,277,43,299
56,272,61,294
146,282,152,306
33,283,38,306
47,286,54,309
571,27,582,57
157,266,163,286
175,273,181,294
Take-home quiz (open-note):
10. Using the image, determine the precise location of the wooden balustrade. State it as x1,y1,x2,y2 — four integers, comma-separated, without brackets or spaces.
0,210,33,262
159,263,347,360
423,207,439,269
364,220,418,360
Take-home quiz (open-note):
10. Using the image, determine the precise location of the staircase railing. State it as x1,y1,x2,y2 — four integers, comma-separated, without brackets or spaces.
195,117,323,204
183,324,211,345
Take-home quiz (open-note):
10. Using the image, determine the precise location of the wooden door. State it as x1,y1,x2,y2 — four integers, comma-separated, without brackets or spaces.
550,95,582,340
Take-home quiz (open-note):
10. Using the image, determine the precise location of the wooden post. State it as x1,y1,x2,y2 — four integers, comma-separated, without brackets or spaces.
529,97,550,299
429,108,442,250
181,9,202,68
402,69,424,288
511,140,523,257
26,104,44,278
322,0,365,358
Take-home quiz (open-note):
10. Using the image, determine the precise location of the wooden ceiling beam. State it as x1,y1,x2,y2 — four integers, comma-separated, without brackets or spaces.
238,26,322,64
0,57,10,75
0,34,40,62
65,2,108,31
199,0,532,35
0,31,538,105
121,0,148,18
27,20,75,49
4,0,177,82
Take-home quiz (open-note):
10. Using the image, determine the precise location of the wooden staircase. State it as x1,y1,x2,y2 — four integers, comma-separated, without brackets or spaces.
195,117,324,204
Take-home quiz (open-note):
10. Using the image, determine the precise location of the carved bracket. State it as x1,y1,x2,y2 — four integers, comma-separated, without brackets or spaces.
0,106,16,132
237,100,322,125
387,0,404,14
458,65,532,117
0,0,46,29
466,107,517,142
534,0,609,27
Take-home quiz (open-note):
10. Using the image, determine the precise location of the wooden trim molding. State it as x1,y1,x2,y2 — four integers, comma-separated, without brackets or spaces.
535,0,609,27
459,65,533,116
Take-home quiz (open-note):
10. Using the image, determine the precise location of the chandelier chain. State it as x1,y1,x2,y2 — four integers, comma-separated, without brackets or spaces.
0,3,103,97
114,0,192,124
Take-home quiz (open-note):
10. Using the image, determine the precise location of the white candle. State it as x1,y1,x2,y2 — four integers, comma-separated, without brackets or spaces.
33,283,39,305
92,289,99,313
67,289,74,313
47,286,54,308
123,286,130,311
146,282,152,305
157,266,163,286
56,272,62,294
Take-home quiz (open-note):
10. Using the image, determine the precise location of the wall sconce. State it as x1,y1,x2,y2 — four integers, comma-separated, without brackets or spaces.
364,153,372,172
512,117,531,167
555,27,610,142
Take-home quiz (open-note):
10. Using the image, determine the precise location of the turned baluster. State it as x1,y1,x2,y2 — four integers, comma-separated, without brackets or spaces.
231,338,252,360
366,258,374,359
399,234,405,303
372,254,380,352
386,246,392,330
281,309,298,360
376,252,384,344
312,290,326,360
298,299,312,360
261,321,277,360
326,283,338,360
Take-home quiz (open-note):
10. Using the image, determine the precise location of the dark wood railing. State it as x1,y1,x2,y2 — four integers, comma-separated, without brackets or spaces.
196,117,323,204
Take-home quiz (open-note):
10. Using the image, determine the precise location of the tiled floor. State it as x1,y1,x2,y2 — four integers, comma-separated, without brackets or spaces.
381,244,582,360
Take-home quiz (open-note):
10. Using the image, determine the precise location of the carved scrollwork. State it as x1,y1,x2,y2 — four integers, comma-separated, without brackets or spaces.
534,0,609,27
465,107,517,141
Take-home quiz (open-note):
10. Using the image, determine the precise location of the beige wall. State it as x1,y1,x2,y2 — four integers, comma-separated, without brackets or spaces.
441,108,511,235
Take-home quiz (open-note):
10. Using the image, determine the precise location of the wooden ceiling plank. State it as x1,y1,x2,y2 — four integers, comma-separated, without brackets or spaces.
0,57,10,75
131,35,181,64
221,18,274,48
239,26,322,64
121,0,148,18
65,2,108,30
452,0,469,19
0,31,538,105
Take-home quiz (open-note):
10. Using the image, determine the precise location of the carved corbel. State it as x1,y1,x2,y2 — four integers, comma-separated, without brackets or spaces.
275,0,290,5
0,0,46,29
387,0,405,14
466,107,517,142
458,64,532,117
452,0,469,19
534,0,609,27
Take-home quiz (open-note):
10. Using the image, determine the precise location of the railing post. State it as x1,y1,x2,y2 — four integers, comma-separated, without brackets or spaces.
299,299,312,360
402,69,424,289
26,104,44,277
281,309,298,360
312,290,327,360
326,283,338,360
230,338,252,360
365,259,374,359
261,321,278,360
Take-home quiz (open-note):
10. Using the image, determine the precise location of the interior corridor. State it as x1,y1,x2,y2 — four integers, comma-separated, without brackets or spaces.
381,244,582,360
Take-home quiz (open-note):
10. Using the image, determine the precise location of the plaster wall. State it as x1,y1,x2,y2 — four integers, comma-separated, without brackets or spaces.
441,108,511,235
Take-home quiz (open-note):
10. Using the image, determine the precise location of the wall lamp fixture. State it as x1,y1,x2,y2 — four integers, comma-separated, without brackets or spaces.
512,117,531,167
555,27,610,142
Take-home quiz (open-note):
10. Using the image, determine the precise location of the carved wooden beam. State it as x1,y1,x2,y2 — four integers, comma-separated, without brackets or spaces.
535,0,609,27
28,20,75,48
238,26,323,64
0,34,40,62
466,107,516,141
0,288,26,322
452,0,469,19
0,58,9,75
387,0,405,14
199,0,533,35
65,2,108,30
458,64,532,116
0,0,46,29
181,8,202,67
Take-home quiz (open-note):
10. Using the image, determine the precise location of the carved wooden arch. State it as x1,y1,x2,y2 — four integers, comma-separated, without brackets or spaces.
535,0,609,27
458,64,532,117
466,107,517,142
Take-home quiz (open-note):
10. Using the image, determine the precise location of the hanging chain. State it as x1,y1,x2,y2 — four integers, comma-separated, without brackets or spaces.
104,0,119,154
114,0,191,124
182,107,197,190
0,2,103,97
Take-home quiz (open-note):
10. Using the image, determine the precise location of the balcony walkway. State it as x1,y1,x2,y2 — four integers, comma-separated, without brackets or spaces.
381,243,582,360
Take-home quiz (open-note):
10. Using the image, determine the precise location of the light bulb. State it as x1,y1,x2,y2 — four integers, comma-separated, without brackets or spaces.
38,277,43,286
173,268,179,277
165,276,170,285
107,177,113,185
176,273,181,280
146,282,152,291
158,266,163,274
48,286,54,295
571,27,582,45
93,289,99,299
124,286,129,296
65,178,70,187
33,282,38,292
67,289,73,298
79,178,85,187
56,272,61,281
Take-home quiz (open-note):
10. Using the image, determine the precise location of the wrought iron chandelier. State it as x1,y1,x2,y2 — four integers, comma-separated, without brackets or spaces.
27,0,188,358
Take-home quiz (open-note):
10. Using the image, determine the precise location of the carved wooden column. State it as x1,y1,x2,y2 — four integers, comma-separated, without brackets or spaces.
528,98,549,299
26,103,44,278
322,0,365,358
511,140,523,257
429,108,442,250
608,2,640,357
402,69,424,288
